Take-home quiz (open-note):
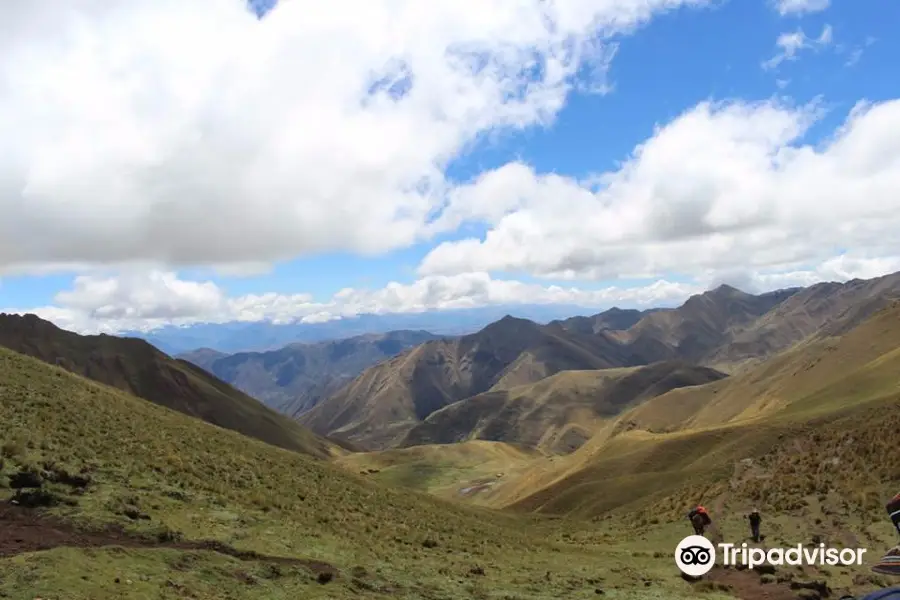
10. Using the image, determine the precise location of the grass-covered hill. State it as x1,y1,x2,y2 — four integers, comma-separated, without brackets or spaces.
508,301,900,524
0,313,338,459
399,360,725,453
0,343,741,600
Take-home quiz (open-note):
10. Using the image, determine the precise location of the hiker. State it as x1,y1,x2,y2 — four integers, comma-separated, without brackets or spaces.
746,508,762,542
687,505,712,536
872,492,900,577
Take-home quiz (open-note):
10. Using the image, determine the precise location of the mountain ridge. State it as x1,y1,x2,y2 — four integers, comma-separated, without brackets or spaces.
178,329,440,417
399,360,727,453
304,271,900,453
0,312,339,459
299,317,643,449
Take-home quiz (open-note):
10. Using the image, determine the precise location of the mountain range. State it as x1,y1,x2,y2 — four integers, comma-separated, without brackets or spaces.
297,272,900,450
127,303,607,355
178,330,439,417
3,271,900,599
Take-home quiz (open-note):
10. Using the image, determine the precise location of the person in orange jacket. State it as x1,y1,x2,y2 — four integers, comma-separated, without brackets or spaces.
687,505,711,535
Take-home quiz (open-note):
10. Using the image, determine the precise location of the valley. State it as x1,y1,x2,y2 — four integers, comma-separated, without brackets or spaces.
2,272,900,599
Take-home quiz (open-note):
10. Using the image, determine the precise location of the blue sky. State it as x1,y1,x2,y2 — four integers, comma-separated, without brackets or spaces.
2,0,900,333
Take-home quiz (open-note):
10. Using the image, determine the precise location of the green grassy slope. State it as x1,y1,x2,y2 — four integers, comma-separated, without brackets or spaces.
0,313,337,459
0,345,724,600
336,440,542,502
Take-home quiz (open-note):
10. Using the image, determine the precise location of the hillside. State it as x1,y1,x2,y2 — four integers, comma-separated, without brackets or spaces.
0,313,338,459
506,300,900,523
550,273,900,375
595,293,900,439
400,361,726,454
299,315,642,450
176,347,227,371
179,330,438,417
616,284,801,364
336,440,542,500
302,272,900,453
553,307,659,336
704,271,900,369
0,344,723,600
608,273,900,372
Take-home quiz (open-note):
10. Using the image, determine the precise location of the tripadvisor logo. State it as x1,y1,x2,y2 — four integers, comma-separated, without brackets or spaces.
676,535,717,576
675,535,868,576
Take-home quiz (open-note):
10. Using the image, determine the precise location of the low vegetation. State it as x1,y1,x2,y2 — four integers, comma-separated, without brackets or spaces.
0,312,339,459
3,278,900,599
0,346,735,599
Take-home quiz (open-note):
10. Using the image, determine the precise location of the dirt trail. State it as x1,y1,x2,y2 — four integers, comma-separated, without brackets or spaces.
702,567,800,600
0,502,337,576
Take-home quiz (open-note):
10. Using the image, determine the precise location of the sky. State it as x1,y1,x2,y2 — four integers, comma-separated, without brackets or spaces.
2,0,899,334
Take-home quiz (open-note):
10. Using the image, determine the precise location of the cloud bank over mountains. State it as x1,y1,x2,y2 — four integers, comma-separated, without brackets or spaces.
3,0,899,333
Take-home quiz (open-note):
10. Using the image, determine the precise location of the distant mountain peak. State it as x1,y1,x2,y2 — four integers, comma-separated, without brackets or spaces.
480,314,541,335
0,312,55,327
709,283,744,295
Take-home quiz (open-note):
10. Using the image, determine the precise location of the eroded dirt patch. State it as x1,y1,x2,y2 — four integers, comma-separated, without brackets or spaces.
698,566,832,600
0,502,337,576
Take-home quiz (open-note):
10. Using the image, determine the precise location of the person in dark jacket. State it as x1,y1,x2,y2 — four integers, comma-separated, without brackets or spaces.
747,508,762,542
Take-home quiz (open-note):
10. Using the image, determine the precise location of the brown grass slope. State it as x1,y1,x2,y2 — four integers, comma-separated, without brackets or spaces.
507,300,900,521
559,272,900,374
304,272,900,454
603,293,900,438
705,271,900,369
552,307,658,336
300,315,642,450
183,330,437,418
176,347,227,371
399,361,726,454
617,284,800,363
0,313,338,459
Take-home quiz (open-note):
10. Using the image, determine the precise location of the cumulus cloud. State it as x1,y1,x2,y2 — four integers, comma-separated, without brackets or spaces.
762,24,833,70
6,1,899,335
11,253,900,334
418,97,900,284
0,0,711,275
5,270,703,334
772,0,830,16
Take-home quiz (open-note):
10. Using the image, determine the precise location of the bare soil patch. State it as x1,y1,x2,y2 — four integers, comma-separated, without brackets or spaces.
0,501,337,577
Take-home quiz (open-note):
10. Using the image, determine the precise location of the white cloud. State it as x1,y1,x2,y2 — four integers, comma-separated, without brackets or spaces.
418,98,900,283
4,270,703,334
704,255,900,294
762,24,832,70
0,0,711,276
841,36,876,68
772,0,830,16
9,254,900,335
